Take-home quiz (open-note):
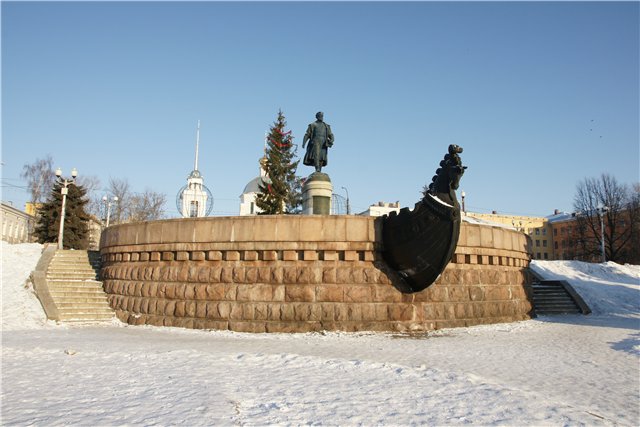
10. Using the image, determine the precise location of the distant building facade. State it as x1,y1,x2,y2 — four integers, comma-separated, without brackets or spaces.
239,156,270,216
464,211,552,260
358,201,401,217
1,202,35,244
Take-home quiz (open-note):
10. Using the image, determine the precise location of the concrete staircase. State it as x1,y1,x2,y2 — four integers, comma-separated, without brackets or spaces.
531,280,591,316
42,250,115,323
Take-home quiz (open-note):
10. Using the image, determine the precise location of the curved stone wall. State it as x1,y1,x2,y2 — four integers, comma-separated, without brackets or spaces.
100,216,533,333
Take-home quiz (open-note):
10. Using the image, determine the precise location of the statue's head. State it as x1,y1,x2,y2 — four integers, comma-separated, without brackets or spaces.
316,112,324,121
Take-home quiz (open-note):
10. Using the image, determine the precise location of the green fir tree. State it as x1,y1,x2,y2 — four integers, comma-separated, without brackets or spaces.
34,180,91,249
256,110,301,214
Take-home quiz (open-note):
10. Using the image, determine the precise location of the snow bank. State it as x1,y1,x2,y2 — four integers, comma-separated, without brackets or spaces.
530,260,640,317
1,241,55,330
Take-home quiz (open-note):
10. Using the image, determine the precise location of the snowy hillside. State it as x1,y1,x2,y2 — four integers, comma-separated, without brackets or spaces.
1,242,639,426
531,260,639,316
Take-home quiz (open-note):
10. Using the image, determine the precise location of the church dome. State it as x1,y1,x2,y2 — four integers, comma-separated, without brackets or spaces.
242,176,268,194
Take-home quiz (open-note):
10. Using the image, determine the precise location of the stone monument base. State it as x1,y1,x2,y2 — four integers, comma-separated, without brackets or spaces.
302,172,332,215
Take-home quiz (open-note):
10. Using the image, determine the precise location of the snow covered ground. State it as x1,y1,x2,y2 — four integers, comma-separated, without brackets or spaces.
2,241,639,426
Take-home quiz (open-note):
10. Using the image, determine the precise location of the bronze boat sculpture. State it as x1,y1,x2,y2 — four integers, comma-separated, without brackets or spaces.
382,145,467,293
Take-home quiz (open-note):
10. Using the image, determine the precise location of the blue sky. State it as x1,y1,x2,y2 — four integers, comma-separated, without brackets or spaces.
2,1,638,217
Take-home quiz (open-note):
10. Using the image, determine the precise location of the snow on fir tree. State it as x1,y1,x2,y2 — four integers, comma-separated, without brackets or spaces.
34,179,91,249
255,110,302,214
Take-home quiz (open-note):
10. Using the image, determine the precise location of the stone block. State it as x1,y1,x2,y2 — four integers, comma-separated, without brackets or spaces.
271,267,283,284
334,304,349,321
372,285,402,303
336,267,351,284
229,321,267,333
316,284,343,302
285,285,315,302
323,251,338,261
303,250,319,261
237,284,273,302
229,304,244,320
131,252,140,262
174,301,186,317
245,267,258,284
164,300,176,316
217,302,231,319
320,303,334,321
344,285,371,302
209,267,222,283
363,268,379,284
254,303,269,320
221,267,234,283
296,267,312,284
233,267,246,283
273,285,285,301
344,250,358,261
350,268,365,284
206,284,225,300
207,251,223,261
283,251,298,261
151,252,161,261
184,284,196,300
449,286,469,302
466,225,481,247
186,301,197,317
360,304,377,321
292,303,311,321
176,251,189,261
463,269,480,286
323,268,337,284
283,267,298,284
197,267,210,283
244,251,259,261
263,250,278,261
280,304,295,321
226,251,241,261
190,251,205,261
162,252,175,261
224,284,238,300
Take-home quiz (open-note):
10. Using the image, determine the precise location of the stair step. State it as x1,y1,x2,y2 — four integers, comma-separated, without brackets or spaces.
58,313,115,321
58,308,114,314
56,297,109,307
45,250,113,324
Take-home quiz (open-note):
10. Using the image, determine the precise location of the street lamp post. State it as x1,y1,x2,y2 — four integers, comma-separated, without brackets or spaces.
55,167,78,250
341,186,351,215
599,205,609,263
102,195,119,227
461,190,466,213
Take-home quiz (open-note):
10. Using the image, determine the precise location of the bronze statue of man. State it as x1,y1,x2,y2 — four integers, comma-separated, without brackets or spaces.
302,112,334,173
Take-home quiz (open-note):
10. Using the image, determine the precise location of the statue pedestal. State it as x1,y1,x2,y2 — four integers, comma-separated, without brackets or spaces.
302,172,332,215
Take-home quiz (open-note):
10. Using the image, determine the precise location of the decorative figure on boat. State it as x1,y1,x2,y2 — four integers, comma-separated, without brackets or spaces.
382,145,467,293
302,112,334,173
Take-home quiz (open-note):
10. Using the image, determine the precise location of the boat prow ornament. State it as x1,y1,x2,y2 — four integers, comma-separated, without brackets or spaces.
382,144,467,293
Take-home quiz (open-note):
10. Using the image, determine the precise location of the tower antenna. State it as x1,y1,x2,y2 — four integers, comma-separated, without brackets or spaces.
194,120,201,171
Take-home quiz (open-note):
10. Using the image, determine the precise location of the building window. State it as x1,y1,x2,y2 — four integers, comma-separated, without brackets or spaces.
554,242,558,249
543,240,547,247
536,240,540,247
189,201,199,217
544,253,549,260
250,202,255,215
554,229,558,236
542,228,547,235
536,252,541,259
535,229,540,235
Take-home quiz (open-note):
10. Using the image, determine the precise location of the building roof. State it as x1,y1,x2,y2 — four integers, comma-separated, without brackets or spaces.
242,176,269,195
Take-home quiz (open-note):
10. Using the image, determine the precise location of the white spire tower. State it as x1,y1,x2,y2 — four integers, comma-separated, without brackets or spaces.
178,120,212,218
